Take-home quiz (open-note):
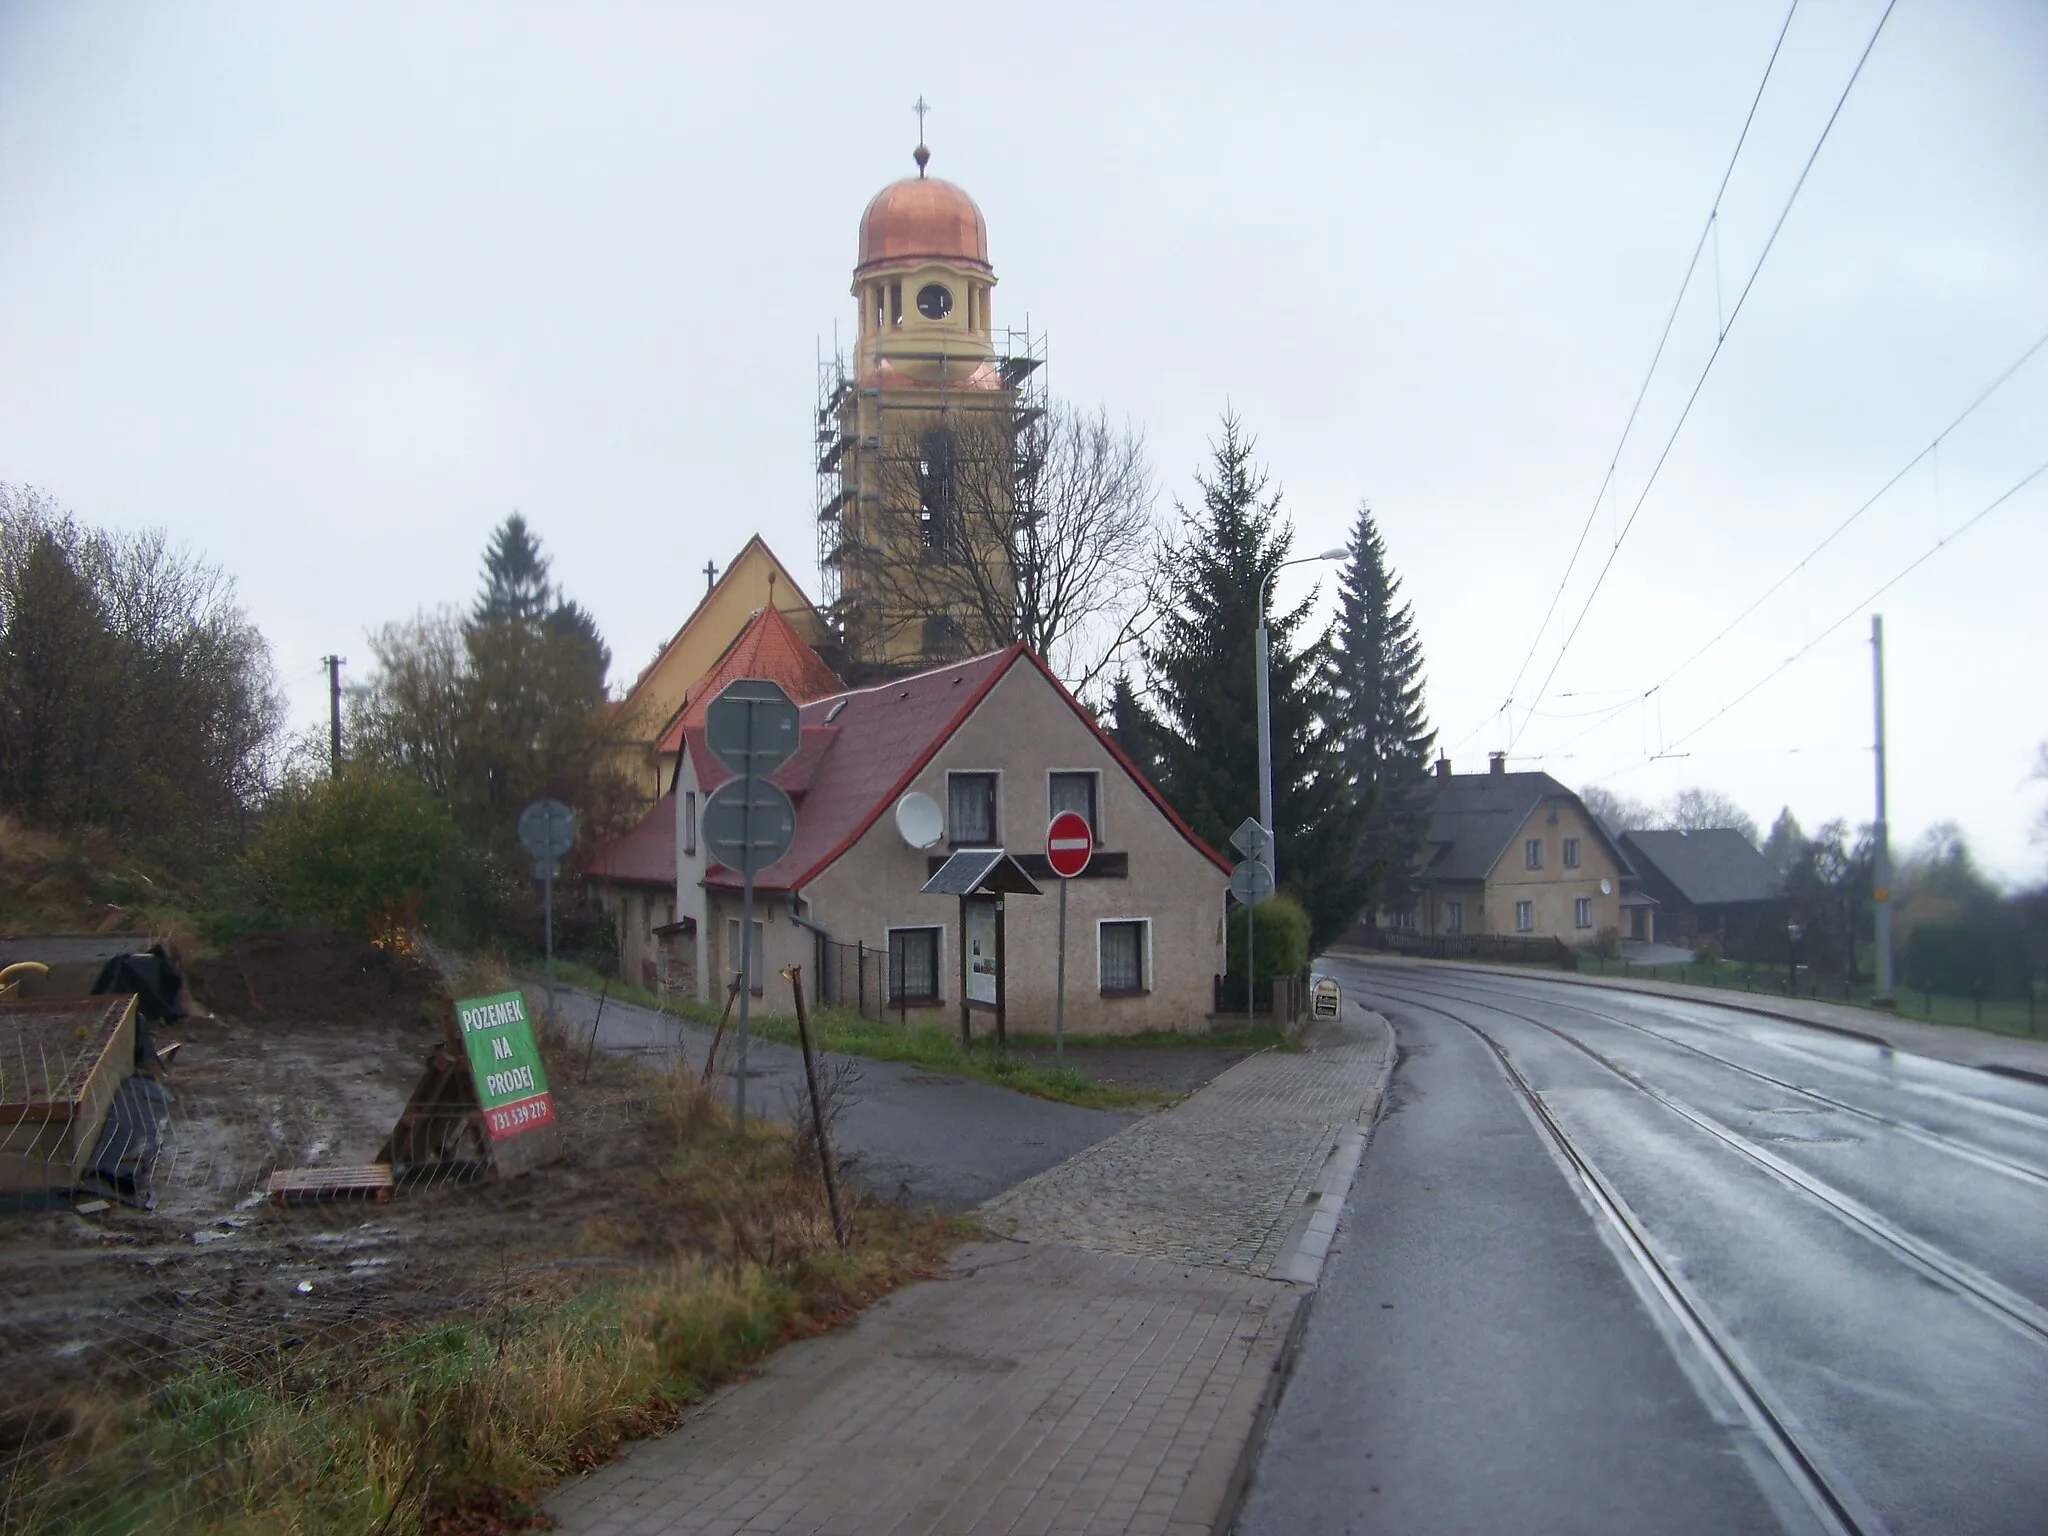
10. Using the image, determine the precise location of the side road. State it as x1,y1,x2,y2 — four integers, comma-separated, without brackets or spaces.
545,1004,1395,1536
1334,949,2048,1082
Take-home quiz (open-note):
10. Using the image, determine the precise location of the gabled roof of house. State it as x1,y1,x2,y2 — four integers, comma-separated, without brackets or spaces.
686,645,1230,893
653,604,845,755
585,793,675,887
1618,829,1780,907
1419,771,1634,884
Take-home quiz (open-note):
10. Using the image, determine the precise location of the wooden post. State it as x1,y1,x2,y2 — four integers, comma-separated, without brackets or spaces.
994,897,1007,1054
699,975,743,1090
784,964,846,1248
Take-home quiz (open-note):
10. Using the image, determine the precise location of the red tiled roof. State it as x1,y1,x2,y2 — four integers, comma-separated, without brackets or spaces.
654,604,845,755
692,645,1229,893
585,794,676,887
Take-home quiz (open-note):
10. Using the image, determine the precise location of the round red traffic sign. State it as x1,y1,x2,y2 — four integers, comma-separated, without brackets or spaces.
1045,810,1094,879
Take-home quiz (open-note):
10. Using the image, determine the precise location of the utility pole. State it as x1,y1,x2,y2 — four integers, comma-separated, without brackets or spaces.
1871,615,1894,1005
322,656,346,775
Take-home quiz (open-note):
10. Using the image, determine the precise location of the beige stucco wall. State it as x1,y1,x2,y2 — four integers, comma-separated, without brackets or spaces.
690,660,1226,1035
1481,797,1627,939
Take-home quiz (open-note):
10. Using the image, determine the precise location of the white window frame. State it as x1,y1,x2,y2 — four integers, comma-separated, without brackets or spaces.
1574,897,1593,929
1515,900,1534,933
1046,768,1103,841
1096,916,1152,996
1445,900,1463,935
724,915,766,995
884,923,947,1005
1562,836,1580,869
1525,838,1544,870
683,789,698,857
946,769,1002,847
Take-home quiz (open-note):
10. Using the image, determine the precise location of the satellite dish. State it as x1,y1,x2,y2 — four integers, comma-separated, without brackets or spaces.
895,792,943,850
1600,878,1613,896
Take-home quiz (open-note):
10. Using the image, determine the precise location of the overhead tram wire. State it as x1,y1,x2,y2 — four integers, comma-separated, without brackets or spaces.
1650,454,2047,762
1502,0,1901,758
1446,0,1804,763
1521,324,2048,763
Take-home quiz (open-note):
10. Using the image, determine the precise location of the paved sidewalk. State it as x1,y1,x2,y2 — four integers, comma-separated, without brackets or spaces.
1336,950,2048,1081
544,1007,1394,1536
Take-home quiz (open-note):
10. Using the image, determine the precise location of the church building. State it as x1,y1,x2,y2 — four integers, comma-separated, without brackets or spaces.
815,136,1045,677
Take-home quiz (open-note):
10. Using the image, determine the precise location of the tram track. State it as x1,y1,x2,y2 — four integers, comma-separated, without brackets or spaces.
1368,976,2048,1349
1373,984,1875,1536
1365,966,2048,1190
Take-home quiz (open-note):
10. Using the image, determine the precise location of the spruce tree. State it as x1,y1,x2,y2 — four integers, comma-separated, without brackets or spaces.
1142,415,1370,951
1326,502,1434,916
473,513,554,626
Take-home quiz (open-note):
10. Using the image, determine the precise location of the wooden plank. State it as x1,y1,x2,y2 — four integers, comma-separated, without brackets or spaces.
268,1163,396,1204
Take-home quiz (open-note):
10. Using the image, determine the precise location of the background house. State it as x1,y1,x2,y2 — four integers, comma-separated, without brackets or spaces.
672,645,1230,1036
1390,755,1634,943
1618,828,1783,949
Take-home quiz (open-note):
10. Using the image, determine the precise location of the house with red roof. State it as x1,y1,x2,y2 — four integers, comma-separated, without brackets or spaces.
587,602,845,991
673,645,1231,1036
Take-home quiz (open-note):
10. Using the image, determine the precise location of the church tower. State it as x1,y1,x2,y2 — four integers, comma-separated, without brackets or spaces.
816,131,1044,676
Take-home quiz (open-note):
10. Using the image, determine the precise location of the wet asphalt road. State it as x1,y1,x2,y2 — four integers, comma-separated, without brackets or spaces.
539,983,1136,1211
1239,958,2048,1536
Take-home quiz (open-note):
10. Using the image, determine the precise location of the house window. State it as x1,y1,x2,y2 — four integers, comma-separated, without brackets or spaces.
1099,920,1148,994
1445,901,1463,934
724,917,765,995
683,791,698,857
1515,901,1534,933
1575,897,1592,929
948,772,998,844
888,927,941,1003
1563,836,1580,869
1525,838,1543,870
1049,771,1099,837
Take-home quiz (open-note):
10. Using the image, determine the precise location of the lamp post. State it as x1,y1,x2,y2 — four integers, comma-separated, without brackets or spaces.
1786,920,1804,999
1256,548,1348,887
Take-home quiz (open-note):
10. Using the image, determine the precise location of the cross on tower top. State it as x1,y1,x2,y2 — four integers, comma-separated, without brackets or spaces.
913,95,931,176
703,560,717,594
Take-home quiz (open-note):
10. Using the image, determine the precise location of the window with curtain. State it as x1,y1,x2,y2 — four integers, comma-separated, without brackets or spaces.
949,773,997,844
1099,920,1147,994
683,791,698,856
1515,901,1534,933
1049,772,1098,836
889,927,941,1003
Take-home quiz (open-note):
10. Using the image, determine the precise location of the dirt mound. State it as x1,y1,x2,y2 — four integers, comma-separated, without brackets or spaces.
187,929,441,1030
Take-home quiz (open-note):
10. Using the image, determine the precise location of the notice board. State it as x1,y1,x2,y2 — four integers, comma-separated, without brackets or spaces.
455,990,556,1139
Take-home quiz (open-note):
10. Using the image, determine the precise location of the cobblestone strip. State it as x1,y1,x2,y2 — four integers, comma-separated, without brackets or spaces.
980,1017,1392,1280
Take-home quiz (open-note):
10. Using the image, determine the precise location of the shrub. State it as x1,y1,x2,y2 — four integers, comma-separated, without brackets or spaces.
1904,919,2029,1001
255,766,457,939
1591,925,1622,961
1226,892,1311,980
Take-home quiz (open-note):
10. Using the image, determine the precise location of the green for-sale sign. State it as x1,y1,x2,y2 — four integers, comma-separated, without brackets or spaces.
455,990,555,1140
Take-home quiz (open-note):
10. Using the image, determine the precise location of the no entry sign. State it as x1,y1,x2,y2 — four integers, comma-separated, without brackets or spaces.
1046,811,1093,879
455,989,556,1140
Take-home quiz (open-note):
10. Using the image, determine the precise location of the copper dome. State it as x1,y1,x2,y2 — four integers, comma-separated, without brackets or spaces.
857,175,990,272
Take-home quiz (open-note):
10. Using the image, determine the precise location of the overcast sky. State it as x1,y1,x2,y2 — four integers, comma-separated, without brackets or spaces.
3,1,2044,877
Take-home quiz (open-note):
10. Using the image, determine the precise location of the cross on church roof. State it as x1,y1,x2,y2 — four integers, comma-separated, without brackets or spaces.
913,95,930,176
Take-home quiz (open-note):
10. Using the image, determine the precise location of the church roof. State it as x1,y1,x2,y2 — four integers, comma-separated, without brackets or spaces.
858,174,990,272
653,604,844,755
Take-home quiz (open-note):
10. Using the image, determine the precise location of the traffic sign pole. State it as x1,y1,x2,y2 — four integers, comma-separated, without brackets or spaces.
736,701,755,1129
1055,878,1067,1067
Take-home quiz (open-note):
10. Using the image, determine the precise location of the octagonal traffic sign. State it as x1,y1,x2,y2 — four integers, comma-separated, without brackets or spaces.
1045,810,1094,879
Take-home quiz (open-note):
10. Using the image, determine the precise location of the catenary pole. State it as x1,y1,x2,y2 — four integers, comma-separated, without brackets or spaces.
323,656,346,774
1871,614,1894,1003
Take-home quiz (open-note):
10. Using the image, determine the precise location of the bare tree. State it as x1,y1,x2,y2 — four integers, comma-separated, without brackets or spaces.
1579,784,1656,838
1662,786,1760,845
846,401,1162,692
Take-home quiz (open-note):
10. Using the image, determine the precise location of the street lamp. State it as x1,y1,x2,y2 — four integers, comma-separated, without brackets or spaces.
1786,920,1805,999
1256,547,1348,887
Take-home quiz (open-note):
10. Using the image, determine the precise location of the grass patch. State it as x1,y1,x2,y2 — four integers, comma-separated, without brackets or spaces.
2,1064,963,1536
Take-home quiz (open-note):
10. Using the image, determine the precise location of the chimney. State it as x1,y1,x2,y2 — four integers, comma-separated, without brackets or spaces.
1488,752,1507,775
1434,755,1452,780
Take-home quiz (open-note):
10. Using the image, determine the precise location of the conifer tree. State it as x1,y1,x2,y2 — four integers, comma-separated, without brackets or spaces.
1326,502,1434,915
472,513,554,626
1142,415,1370,951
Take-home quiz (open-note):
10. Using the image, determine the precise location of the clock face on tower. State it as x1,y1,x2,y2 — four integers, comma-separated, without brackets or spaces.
916,283,953,320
